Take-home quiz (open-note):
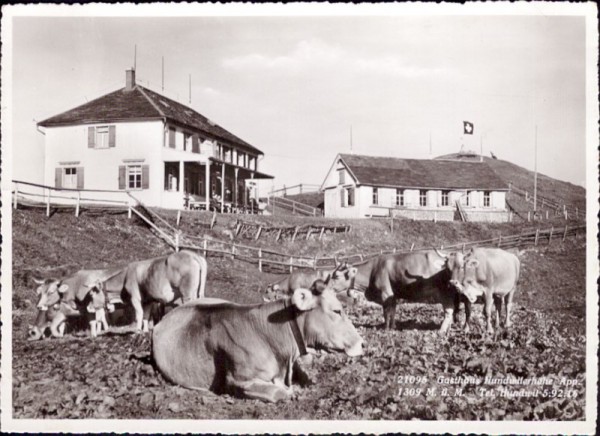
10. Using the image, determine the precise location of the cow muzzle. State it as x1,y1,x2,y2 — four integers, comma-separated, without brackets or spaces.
345,339,364,357
37,304,49,311
28,326,44,341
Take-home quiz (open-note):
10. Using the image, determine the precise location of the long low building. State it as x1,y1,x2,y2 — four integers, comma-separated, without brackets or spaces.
320,153,510,222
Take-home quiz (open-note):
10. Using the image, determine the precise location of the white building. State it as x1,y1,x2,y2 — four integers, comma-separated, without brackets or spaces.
321,153,510,222
38,69,272,210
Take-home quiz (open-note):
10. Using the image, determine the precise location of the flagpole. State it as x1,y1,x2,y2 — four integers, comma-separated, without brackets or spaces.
480,133,483,162
533,124,538,212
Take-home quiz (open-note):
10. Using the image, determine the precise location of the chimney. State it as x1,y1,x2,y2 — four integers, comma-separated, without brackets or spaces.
125,68,136,91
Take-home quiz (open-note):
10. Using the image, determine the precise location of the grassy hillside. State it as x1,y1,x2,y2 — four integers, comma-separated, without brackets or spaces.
438,154,586,210
11,206,587,420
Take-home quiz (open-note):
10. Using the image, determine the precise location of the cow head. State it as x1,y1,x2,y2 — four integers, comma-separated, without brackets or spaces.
33,278,69,311
28,309,51,341
456,258,485,303
292,280,364,357
324,263,358,293
85,281,107,313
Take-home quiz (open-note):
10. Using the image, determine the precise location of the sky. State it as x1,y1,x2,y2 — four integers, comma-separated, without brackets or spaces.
7,5,591,196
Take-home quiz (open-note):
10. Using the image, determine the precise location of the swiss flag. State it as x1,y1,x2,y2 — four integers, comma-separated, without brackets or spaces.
463,121,474,135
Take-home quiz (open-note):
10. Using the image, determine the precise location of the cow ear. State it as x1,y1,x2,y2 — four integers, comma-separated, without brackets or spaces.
323,273,332,285
57,283,69,294
467,258,479,268
292,288,318,311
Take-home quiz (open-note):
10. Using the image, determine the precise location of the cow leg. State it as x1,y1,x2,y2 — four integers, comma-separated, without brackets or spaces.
484,294,494,334
382,297,397,330
89,319,98,338
463,301,472,333
98,309,109,332
439,298,454,335
49,312,67,337
493,295,502,330
227,376,293,403
505,290,515,328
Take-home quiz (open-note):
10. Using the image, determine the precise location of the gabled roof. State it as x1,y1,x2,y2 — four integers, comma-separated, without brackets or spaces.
38,86,263,155
337,153,508,191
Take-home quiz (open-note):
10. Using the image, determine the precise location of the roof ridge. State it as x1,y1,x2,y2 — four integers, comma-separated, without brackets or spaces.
136,86,166,118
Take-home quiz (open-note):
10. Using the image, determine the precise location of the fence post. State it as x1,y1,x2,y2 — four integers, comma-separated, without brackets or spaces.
46,189,51,217
534,228,539,246
313,254,317,270
545,210,548,220
289,257,293,274
175,231,180,252
258,249,263,272
548,226,553,243
75,191,81,217
564,209,568,220
527,211,531,222
562,225,568,243
410,243,415,251
231,244,236,260
13,183,18,209
177,210,181,227
576,207,579,219
203,239,208,257
497,235,502,247
292,202,296,214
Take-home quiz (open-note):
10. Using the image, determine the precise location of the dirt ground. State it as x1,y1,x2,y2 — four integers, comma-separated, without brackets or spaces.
11,208,587,420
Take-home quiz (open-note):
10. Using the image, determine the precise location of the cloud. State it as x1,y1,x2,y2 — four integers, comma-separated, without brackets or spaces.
222,39,447,79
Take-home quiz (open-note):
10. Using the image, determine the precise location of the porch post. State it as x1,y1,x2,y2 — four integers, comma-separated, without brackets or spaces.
234,167,239,208
205,160,211,211
221,162,225,213
179,160,185,201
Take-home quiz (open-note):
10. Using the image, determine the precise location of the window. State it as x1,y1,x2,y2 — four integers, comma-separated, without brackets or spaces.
338,170,346,185
184,133,192,152
168,127,176,148
340,189,346,207
372,187,379,205
484,191,491,207
347,187,355,206
396,189,404,206
120,164,148,190
128,165,142,189
419,190,427,207
88,126,115,149
465,191,471,206
62,167,78,189
441,191,449,207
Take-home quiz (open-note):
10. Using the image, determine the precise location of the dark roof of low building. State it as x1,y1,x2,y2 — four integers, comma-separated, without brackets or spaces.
338,153,508,190
38,86,262,155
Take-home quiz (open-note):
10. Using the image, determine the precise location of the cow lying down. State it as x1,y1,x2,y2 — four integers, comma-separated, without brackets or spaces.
152,281,364,402
28,270,121,340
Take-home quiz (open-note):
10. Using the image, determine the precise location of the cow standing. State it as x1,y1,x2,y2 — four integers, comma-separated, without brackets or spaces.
152,281,364,402
447,247,520,333
364,251,459,333
101,250,208,332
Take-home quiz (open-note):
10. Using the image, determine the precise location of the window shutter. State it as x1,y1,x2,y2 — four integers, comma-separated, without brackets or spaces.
109,126,116,148
142,165,150,189
76,167,84,189
55,168,62,188
87,127,95,148
192,134,199,153
118,166,126,190
168,128,176,148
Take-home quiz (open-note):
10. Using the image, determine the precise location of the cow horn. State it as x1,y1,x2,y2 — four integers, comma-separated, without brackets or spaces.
32,277,45,285
433,248,448,258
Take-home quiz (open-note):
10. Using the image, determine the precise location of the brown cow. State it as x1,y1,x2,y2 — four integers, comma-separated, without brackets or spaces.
152,280,364,402
446,247,520,333
266,262,357,297
363,251,461,333
101,250,208,331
